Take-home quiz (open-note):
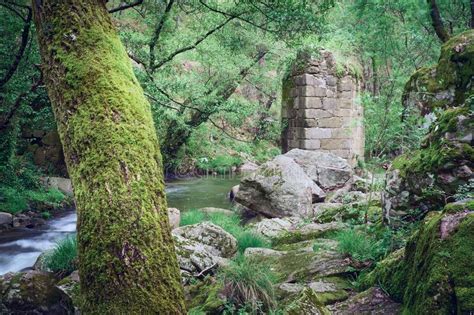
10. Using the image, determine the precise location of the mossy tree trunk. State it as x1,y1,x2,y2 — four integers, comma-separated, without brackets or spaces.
32,1,185,313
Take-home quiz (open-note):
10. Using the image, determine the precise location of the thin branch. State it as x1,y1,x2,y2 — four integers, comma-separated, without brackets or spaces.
199,0,272,33
151,15,236,71
108,0,143,13
0,3,31,88
0,65,42,131
0,3,26,21
149,0,175,70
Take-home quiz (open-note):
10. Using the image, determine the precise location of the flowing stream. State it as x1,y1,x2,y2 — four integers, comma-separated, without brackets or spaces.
0,176,239,275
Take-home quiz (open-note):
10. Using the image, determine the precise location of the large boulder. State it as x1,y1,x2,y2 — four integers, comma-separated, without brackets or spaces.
284,149,353,191
173,222,237,278
0,270,73,314
235,155,325,218
252,216,344,245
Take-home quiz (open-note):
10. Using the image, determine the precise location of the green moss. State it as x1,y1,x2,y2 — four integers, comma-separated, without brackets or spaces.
361,248,407,301
186,277,226,313
365,209,474,314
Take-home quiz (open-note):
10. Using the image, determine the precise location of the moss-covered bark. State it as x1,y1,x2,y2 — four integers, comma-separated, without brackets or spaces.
32,1,185,313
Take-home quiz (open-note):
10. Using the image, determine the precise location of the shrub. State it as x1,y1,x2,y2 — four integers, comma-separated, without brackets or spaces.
43,235,77,275
219,254,277,313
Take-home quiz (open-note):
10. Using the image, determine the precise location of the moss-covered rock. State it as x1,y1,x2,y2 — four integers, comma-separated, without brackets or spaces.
384,31,474,224
0,270,73,314
403,30,474,114
329,287,401,315
185,277,226,314
285,288,331,315
364,201,474,314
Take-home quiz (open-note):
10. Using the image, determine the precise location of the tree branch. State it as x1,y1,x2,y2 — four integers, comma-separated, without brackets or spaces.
151,15,236,71
0,65,42,131
108,0,143,13
427,0,449,42
0,3,31,88
149,0,175,70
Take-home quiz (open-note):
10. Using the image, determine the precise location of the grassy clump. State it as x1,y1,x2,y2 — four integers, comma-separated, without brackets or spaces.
335,229,383,262
43,235,77,275
219,254,277,314
180,209,270,252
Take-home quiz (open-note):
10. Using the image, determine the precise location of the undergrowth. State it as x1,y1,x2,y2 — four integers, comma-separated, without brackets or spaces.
43,235,77,275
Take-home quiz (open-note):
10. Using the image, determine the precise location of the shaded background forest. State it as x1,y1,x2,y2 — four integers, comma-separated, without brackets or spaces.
0,0,472,211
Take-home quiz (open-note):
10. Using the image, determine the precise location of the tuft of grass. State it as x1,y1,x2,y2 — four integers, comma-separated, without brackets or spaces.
236,231,270,253
43,235,77,275
336,229,380,262
180,210,270,252
180,209,207,226
219,254,277,313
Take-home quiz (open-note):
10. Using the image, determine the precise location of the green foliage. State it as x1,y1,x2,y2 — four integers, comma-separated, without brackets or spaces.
219,254,277,314
196,155,242,174
0,186,65,214
454,179,474,201
43,235,77,275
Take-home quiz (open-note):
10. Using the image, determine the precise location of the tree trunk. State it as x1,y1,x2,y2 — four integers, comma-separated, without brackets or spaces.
32,1,185,313
427,0,449,42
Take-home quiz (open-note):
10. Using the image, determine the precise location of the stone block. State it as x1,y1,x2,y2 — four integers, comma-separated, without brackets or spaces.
326,75,337,86
294,74,326,87
335,109,352,117
320,139,351,150
300,139,321,150
340,99,353,109
301,128,332,139
331,128,352,139
302,119,318,128
330,149,351,159
322,98,338,111
303,109,333,119
338,91,353,99
300,86,326,97
318,117,343,128
298,97,322,109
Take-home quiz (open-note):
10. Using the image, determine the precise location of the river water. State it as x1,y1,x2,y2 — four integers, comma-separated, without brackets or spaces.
0,176,239,275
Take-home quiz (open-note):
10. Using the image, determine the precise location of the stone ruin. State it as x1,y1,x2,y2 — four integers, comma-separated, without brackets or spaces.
281,50,364,165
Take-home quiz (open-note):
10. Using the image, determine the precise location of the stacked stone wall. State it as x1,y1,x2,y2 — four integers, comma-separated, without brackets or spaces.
281,50,364,165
